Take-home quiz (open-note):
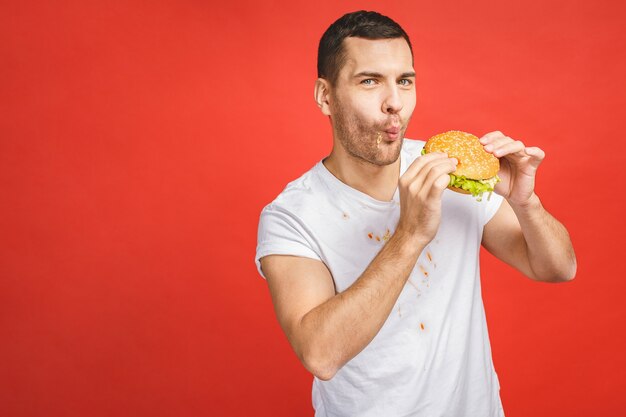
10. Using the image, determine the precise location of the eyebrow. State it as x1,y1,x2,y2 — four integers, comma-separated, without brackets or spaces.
353,71,416,79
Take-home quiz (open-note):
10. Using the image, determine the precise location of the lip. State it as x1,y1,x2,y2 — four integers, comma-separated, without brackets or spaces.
384,126,401,140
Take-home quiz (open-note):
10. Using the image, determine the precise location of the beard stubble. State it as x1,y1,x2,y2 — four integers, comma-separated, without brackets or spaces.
332,106,407,167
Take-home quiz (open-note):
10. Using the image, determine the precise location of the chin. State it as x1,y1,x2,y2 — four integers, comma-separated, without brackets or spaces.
372,142,402,166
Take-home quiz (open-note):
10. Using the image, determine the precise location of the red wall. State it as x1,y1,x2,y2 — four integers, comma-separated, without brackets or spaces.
2,1,625,416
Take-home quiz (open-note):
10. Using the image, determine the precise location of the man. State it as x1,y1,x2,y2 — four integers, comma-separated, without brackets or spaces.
255,10,576,417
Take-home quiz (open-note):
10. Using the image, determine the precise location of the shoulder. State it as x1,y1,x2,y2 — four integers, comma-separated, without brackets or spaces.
260,162,330,221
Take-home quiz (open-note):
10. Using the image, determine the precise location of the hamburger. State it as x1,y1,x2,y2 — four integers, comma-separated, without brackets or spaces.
421,131,500,201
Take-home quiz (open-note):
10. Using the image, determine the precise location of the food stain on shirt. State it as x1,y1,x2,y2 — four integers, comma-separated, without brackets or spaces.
425,250,437,268
418,263,429,278
420,322,425,331
342,212,350,220
367,228,393,244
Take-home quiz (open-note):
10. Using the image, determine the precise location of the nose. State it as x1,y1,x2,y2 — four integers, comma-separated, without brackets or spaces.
382,84,403,114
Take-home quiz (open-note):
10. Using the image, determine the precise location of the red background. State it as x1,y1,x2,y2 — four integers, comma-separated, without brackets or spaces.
2,0,625,416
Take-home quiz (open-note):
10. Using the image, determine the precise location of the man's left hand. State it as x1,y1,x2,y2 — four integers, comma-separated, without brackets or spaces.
479,131,545,207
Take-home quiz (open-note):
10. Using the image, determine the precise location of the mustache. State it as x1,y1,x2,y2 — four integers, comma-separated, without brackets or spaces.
376,117,404,130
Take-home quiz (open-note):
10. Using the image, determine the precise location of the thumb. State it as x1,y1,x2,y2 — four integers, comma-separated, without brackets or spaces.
524,147,545,168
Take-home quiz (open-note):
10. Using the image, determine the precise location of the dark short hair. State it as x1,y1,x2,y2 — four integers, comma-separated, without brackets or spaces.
317,10,413,85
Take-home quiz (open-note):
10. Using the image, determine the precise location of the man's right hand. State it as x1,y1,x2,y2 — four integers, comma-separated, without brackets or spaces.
396,152,458,245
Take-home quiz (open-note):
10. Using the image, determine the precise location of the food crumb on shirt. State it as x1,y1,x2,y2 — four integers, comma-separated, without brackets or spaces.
367,232,373,239
420,322,425,330
342,212,350,220
418,264,429,277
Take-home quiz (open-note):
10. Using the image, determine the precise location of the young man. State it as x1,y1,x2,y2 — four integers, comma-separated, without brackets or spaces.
255,10,576,417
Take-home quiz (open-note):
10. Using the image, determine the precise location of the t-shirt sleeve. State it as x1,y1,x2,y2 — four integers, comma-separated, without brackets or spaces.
255,204,322,280
481,192,505,226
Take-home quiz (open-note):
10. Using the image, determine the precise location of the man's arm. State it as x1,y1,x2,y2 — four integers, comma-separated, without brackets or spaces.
479,131,577,282
261,152,457,381
482,196,577,282
261,231,423,381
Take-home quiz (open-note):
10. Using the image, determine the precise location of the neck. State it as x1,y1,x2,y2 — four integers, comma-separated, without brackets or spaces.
323,144,401,202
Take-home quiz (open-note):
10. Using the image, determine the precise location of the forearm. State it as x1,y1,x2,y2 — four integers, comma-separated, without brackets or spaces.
299,230,425,380
510,193,577,282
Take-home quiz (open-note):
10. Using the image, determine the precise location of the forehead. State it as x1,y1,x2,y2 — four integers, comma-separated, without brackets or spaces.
340,37,414,75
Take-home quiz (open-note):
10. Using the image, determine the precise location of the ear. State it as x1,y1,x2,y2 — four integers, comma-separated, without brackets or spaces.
314,78,332,116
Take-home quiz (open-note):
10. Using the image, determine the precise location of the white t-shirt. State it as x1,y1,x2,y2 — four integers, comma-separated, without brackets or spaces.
255,139,505,417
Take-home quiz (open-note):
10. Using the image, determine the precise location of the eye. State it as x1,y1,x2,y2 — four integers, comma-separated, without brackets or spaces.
361,79,376,85
398,79,413,86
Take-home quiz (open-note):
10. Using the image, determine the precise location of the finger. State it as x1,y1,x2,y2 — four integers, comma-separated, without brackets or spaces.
524,146,545,168
426,171,452,202
402,151,449,182
491,139,526,158
424,167,450,202
483,134,516,154
479,131,505,146
420,158,457,198
414,157,457,189
404,157,455,200
482,135,509,153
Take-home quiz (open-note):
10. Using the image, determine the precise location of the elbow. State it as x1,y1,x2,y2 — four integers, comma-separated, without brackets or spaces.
535,259,577,283
559,256,578,282
558,248,578,282
564,261,577,281
563,259,577,282
301,350,339,381
293,315,340,381
311,366,338,382
303,356,338,381
548,270,576,283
